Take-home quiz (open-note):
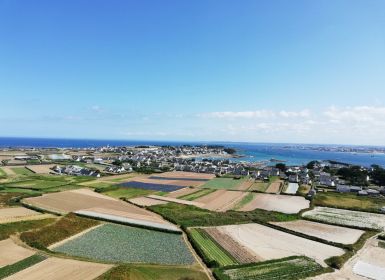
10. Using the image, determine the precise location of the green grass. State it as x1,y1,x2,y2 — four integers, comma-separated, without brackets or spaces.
104,187,155,199
53,223,195,265
20,214,99,249
0,219,56,241
200,177,246,190
233,193,255,210
97,264,209,280
178,189,216,201
149,203,298,229
313,192,385,213
0,254,46,279
4,179,68,190
189,228,237,267
213,256,331,280
0,168,6,177
10,167,34,176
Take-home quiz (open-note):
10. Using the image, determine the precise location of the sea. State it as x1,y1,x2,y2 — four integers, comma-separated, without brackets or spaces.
0,137,384,168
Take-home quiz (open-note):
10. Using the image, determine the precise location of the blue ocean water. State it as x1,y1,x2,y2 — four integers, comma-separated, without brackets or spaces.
0,137,384,167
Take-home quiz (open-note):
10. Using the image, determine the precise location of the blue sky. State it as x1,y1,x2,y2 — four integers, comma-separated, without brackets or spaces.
0,0,384,145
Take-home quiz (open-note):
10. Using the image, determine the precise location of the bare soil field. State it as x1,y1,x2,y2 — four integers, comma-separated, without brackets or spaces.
239,193,310,214
165,187,200,198
25,164,55,174
271,220,364,244
195,190,248,212
0,238,35,268
22,188,166,224
204,227,259,263
218,223,345,266
147,195,204,207
310,236,383,280
265,181,282,194
237,179,254,191
129,196,169,207
4,257,113,280
0,207,54,224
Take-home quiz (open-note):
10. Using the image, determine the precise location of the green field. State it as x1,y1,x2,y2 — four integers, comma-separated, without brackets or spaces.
4,179,68,190
200,177,246,190
103,187,155,199
189,228,237,267
213,256,329,280
53,223,195,265
10,167,34,176
0,187,42,195
97,264,209,280
178,189,215,201
149,203,298,228
0,168,6,177
0,254,46,279
0,219,56,241
313,192,385,213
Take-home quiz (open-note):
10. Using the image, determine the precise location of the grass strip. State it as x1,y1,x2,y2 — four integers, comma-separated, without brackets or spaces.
20,213,99,249
0,254,46,279
188,228,237,267
0,218,56,241
233,192,255,210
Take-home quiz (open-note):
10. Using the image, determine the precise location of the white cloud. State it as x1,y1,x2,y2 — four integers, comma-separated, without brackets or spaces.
198,109,310,119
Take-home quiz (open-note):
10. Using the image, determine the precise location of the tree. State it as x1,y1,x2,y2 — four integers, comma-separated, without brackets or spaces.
224,148,236,155
370,165,385,186
306,160,318,169
275,163,286,171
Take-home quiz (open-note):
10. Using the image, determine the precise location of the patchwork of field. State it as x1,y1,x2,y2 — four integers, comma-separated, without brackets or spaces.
25,164,55,174
214,256,326,280
150,171,215,180
178,188,215,201
200,177,247,190
0,167,16,176
9,167,34,176
239,193,310,214
23,188,177,231
4,257,113,280
195,190,248,212
216,223,345,266
248,181,269,192
0,207,54,224
204,227,259,263
0,239,35,268
5,179,68,190
303,207,385,230
237,179,254,191
189,228,238,267
146,195,204,207
271,220,365,244
53,223,195,265
101,187,155,199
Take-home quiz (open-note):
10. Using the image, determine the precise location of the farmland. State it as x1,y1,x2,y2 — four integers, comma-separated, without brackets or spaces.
188,228,238,267
265,181,282,194
195,190,248,211
238,193,310,214
120,181,185,192
149,203,298,228
214,256,328,280
0,238,35,267
178,188,215,201
0,254,46,279
302,207,385,230
284,183,299,194
4,179,68,190
166,187,201,198
248,181,269,192
0,218,56,241
10,167,34,176
216,223,345,266
96,264,210,280
101,187,155,199
0,207,54,224
200,177,246,190
4,257,113,280
0,168,6,177
128,196,168,207
53,223,196,265
25,164,55,174
271,220,365,244
313,192,385,213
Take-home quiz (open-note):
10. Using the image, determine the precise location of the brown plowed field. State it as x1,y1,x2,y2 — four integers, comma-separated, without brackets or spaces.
153,171,215,180
265,181,282,194
25,164,55,174
4,257,113,280
237,179,254,191
195,190,247,212
128,197,168,207
204,228,260,263
166,187,200,198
